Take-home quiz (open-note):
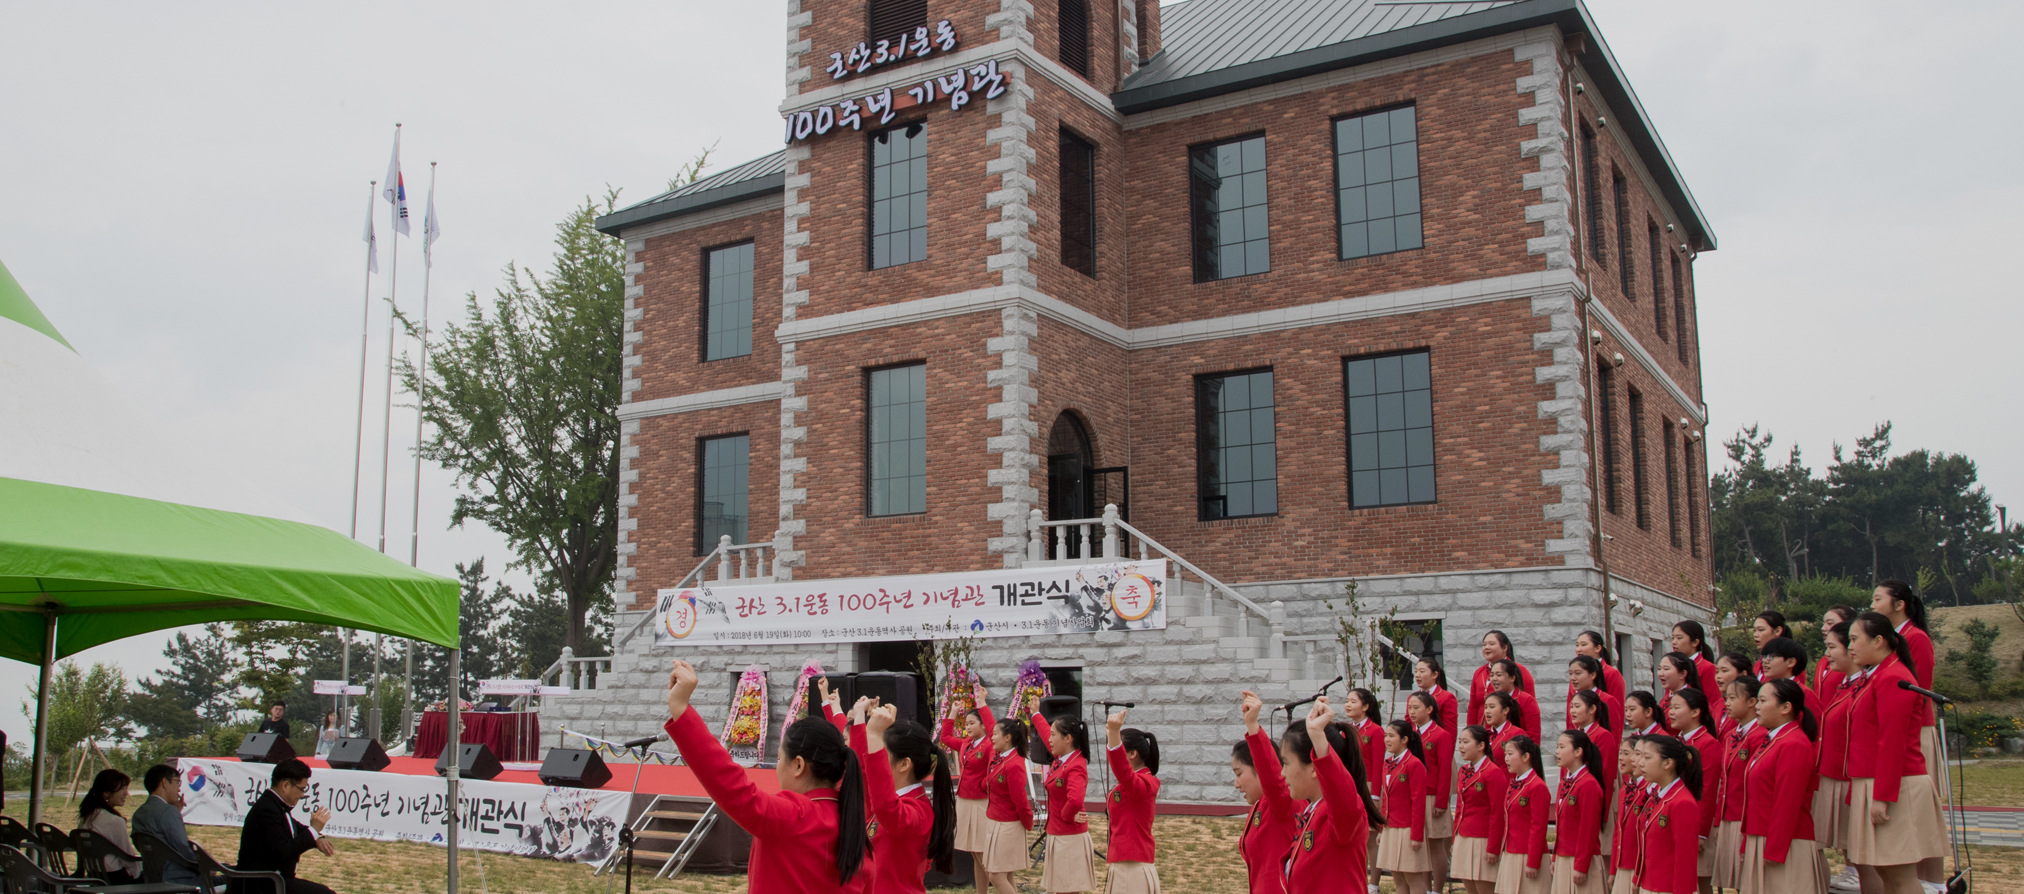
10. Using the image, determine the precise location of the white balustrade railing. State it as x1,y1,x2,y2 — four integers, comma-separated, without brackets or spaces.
1027,504,1271,639
615,531,780,650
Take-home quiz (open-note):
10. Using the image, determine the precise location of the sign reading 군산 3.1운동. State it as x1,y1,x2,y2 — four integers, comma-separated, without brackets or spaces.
653,559,1168,647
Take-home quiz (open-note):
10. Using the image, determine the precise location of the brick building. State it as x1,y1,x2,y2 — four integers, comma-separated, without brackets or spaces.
557,0,1718,804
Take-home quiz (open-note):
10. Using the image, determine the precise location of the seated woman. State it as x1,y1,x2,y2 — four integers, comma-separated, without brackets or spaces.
78,768,143,883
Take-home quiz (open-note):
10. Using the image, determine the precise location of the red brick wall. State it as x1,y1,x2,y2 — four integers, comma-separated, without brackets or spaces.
1587,325,1713,601
632,211,783,404
1029,76,1131,324
627,405,781,608
799,2,997,98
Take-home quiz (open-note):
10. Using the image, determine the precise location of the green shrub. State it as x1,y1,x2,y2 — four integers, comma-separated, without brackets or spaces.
1952,710,2022,750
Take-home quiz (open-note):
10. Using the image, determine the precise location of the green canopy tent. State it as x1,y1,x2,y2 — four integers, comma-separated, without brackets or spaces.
0,259,462,835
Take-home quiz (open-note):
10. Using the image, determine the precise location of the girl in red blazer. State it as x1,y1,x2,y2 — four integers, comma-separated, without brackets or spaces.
1576,630,1627,707
1233,691,1301,894
1873,581,1947,888
1552,730,1607,894
1748,612,1795,677
939,683,996,892
1471,631,1537,726
1670,622,1722,705
1451,725,1508,894
1739,679,1823,894
1665,686,1722,894
1483,692,1525,758
979,716,1033,894
1279,698,1386,894
1345,686,1386,889
1415,657,1461,738
1497,735,1551,894
1026,695,1093,894
1569,691,1619,795
1607,734,1646,894
1566,657,1622,733
1376,720,1433,893
1845,612,1947,891
1811,606,1857,694
1408,692,1455,890
1813,621,1858,857
1711,656,1749,739
1103,709,1161,894
1633,735,1704,894
1755,638,1810,699
1624,692,1664,739
1490,660,1542,742
856,702,958,894
1655,655,1700,736
1713,677,1766,891
662,660,870,894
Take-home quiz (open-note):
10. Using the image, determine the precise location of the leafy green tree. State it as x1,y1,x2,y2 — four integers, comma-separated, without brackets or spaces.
399,195,624,656
1946,618,2002,696
501,584,569,680
415,558,511,702
126,624,240,738
19,661,131,791
1710,425,1826,590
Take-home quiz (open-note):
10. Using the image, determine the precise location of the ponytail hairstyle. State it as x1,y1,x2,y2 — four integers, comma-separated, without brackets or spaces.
1717,652,1752,679
1505,733,1544,780
1854,611,1915,669
1827,620,1852,649
1569,655,1604,690
1490,658,1523,691
1673,620,1715,661
995,716,1030,755
1417,655,1452,692
1764,678,1819,742
781,718,868,882
1642,733,1704,800
1671,686,1720,735
1559,728,1605,783
1347,687,1381,723
1120,728,1160,775
1484,629,1516,661
1577,629,1615,666
1485,691,1524,731
1756,610,1793,640
1759,637,1808,672
1659,652,1700,692
1282,719,1384,827
1385,719,1426,764
1570,689,1608,731
1879,579,1928,631
1625,690,1660,725
882,720,955,872
1050,714,1091,760
1407,690,1441,726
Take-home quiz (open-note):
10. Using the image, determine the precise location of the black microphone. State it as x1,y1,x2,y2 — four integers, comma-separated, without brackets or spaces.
1283,694,1320,713
621,731,669,748
1897,679,1952,705
1317,675,1344,693
1101,700,1136,709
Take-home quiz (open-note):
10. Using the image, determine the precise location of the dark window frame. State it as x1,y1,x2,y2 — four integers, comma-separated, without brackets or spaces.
1332,102,1424,261
695,432,752,555
1188,132,1271,283
1628,385,1651,531
1663,418,1682,548
865,362,928,517
700,239,756,362
868,121,928,271
1344,347,1439,509
1596,360,1620,515
1057,0,1090,77
1686,435,1703,557
1672,255,1691,366
1194,366,1279,520
1581,122,1605,266
1058,128,1097,277
1614,168,1634,298
1648,218,1668,342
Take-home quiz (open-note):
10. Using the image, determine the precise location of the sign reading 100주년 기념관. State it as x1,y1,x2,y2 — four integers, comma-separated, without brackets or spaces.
785,20,1007,144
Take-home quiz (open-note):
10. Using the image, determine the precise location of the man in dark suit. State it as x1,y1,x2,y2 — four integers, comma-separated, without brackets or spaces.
234,759,336,894
256,702,291,739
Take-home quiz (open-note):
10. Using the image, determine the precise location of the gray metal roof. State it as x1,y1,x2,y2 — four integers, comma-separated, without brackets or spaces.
1131,0,1520,87
595,150,786,235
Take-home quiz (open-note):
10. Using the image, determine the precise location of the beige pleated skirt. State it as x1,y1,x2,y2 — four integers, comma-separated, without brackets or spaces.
1042,832,1097,892
1452,836,1498,881
1845,775,1948,867
1695,828,1714,878
1712,819,1744,887
982,818,1030,873
1607,868,1635,894
1495,853,1551,894
1547,854,1608,894
955,797,990,852
1737,834,1827,894
1377,825,1433,872
1812,778,1849,849
1104,861,1160,894
1427,795,1455,839
1921,723,1942,779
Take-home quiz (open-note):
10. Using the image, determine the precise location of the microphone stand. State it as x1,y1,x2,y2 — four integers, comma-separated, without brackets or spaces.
1279,677,1344,729
1901,682,1969,894
607,741,650,894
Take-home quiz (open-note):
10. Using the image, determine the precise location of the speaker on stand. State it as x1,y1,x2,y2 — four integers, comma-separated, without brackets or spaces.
435,743,502,780
326,737,390,771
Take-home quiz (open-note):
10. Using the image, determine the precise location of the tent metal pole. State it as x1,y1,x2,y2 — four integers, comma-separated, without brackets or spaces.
29,610,55,825
372,633,384,741
447,645,461,893
341,629,351,734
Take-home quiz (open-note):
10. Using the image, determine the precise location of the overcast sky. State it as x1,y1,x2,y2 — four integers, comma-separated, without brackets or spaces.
2,0,2019,746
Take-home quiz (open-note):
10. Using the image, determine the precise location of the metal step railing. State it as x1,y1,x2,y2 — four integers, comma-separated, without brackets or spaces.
1026,504,1271,638
616,532,779,650
594,795,720,880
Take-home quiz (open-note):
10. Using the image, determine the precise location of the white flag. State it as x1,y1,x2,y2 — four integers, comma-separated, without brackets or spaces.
423,176,442,269
383,128,411,236
363,184,379,274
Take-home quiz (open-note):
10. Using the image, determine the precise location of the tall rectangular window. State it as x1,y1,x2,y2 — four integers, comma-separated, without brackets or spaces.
1336,105,1422,260
1648,219,1668,341
868,0,927,42
1686,435,1702,557
1057,0,1089,76
1196,369,1277,519
1672,256,1690,365
1582,123,1604,266
870,123,927,270
1628,386,1651,531
867,364,926,516
703,242,754,361
1346,350,1436,508
698,434,750,553
1614,170,1634,298
1189,135,1269,281
1663,419,1682,547
1059,129,1096,277
1596,361,1620,515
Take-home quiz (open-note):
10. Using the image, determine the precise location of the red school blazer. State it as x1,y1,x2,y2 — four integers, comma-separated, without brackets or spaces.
1104,744,1160,864
666,709,857,894
1416,723,1454,812
1423,687,1460,739
1283,739,1373,893
1609,779,1648,874
1552,766,1604,875
1678,725,1724,838
1600,662,1627,707
1690,654,1722,706
1634,779,1701,894
1240,729,1302,894
852,723,933,894
1743,723,1817,863
1029,712,1089,836
1502,770,1551,870
1902,623,1936,726
1468,662,1537,726
1380,753,1428,842
1453,757,1508,852
1846,658,1926,801
939,705,997,801
1565,689,1624,734
1718,721,1769,823
1816,677,1859,782
981,750,1032,829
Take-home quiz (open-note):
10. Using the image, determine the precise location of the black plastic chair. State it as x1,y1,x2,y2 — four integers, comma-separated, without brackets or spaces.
191,843,282,894
0,817,29,848
130,832,200,886
29,823,71,876
71,828,125,881
0,842,99,894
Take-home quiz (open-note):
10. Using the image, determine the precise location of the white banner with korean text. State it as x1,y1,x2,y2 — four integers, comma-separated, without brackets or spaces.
176,759,627,863
653,559,1168,647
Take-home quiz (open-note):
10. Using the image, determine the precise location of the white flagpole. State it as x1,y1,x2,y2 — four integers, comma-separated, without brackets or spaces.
405,161,439,744
345,178,377,733
373,122,405,742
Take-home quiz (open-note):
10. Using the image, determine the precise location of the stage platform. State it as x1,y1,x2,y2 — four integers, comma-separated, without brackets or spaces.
284,753,784,797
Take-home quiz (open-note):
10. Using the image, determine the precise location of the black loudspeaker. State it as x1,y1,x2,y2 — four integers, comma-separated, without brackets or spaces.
326,737,390,772
537,748,613,788
435,743,502,780
806,673,855,719
853,671,929,726
237,733,295,764
1037,695,1082,724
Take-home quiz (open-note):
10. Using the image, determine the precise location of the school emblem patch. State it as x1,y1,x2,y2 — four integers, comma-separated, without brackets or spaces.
1566,793,1577,806
1519,796,1529,807
868,819,881,837
1303,830,1315,852
1474,781,1486,792
1111,790,1124,803
1657,815,1669,829
1252,809,1264,828
996,774,1005,783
